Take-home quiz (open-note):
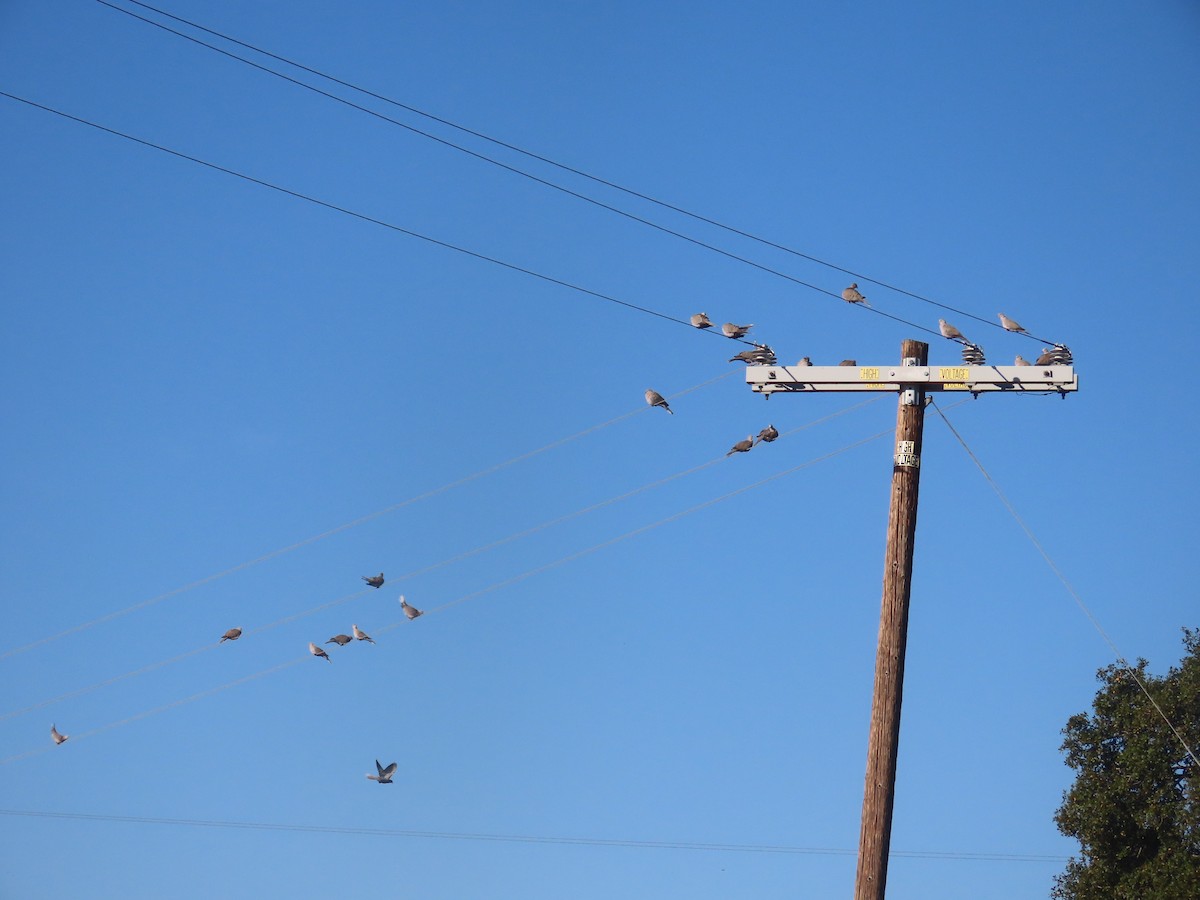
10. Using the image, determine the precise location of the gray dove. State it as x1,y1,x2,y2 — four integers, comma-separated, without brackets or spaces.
755,424,779,444
400,596,424,620
51,724,68,746
729,349,761,364
309,641,332,662
690,312,714,329
1035,349,1057,366
796,356,813,366
1014,355,1031,366
362,573,385,589
326,634,353,647
645,389,673,415
721,322,754,339
726,435,754,456
352,624,375,644
219,627,242,643
839,359,857,367
998,313,1026,333
841,283,870,306
367,760,398,784
938,319,967,342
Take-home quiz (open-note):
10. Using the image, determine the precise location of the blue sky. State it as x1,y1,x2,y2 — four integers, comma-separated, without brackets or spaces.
2,1,1198,897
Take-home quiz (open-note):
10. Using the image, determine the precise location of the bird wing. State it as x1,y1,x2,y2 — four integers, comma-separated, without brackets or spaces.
381,762,398,778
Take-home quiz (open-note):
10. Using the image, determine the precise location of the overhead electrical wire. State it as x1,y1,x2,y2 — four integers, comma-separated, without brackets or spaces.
0,372,732,661
0,420,899,765
0,809,1070,862
2,396,884,722
930,401,1200,771
98,0,1061,346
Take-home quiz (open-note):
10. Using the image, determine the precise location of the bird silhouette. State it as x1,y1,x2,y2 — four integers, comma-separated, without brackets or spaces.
50,724,68,746
367,760,398,784
362,573,385,589
219,627,242,643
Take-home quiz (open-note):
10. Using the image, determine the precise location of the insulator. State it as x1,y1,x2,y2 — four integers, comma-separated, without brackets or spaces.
1050,344,1073,365
960,343,986,366
749,344,777,366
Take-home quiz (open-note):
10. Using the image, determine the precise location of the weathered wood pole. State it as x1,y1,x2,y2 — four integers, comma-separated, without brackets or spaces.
854,339,928,900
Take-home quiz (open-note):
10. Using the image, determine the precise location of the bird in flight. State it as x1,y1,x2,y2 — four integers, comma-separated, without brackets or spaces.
367,760,398,784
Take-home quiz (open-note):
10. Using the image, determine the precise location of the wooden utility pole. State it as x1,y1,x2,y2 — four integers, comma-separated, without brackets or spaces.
853,339,927,900
741,336,1076,899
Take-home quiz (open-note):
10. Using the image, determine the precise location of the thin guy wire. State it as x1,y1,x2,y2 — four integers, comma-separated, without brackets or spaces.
0,91,756,348
3,394,881,721
0,424,890,763
0,371,733,661
103,0,1059,346
0,809,1069,862
930,401,1200,770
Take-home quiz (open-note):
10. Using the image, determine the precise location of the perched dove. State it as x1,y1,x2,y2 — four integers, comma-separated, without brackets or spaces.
1035,348,1057,366
309,641,332,663
400,596,424,620
326,634,353,647
841,283,869,306
721,322,754,339
367,760,398,784
219,627,242,643
352,624,375,644
938,319,967,342
729,349,760,364
839,359,857,367
690,312,714,329
645,389,673,415
998,313,1026,333
796,356,813,366
1014,355,1031,366
50,724,68,746
755,424,779,444
362,573,385,589
726,435,754,456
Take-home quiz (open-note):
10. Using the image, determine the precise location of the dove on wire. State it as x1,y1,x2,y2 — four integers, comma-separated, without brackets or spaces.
400,596,424,620
367,760,398,784
645,389,673,415
690,312,714,329
938,319,967,342
326,634,353,647
362,573,385,589
842,283,870,306
755,424,779,444
998,313,1026,333
219,627,242,643
309,642,332,662
1015,355,1031,366
721,322,754,339
51,724,68,745
352,624,375,644
726,435,754,456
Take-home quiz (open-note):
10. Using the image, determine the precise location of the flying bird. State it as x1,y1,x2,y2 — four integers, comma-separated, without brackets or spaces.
755,424,779,444
938,319,967,342
998,313,1026,333
690,312,714,329
367,760,398,784
721,322,754,339
362,573,385,589
726,435,754,456
1014,355,1031,366
645,389,673,415
309,642,332,663
219,627,242,643
400,596,424,620
352,624,374,644
841,283,870,306
326,634,353,647
50,724,68,746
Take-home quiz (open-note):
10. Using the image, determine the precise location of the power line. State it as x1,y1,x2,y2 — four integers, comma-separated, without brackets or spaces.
0,372,732,661
0,90,757,346
0,808,1070,862
0,423,894,763
930,401,1200,771
2,393,881,720
99,0,1061,346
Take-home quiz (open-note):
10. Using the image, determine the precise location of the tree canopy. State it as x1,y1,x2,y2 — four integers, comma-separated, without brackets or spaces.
1053,628,1200,899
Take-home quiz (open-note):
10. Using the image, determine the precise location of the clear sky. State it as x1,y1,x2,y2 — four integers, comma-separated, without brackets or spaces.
2,1,1198,897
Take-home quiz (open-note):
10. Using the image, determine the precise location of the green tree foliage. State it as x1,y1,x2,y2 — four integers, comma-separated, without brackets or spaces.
1053,629,1200,899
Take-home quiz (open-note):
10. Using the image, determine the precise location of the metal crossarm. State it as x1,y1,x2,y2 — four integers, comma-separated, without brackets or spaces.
745,364,1079,395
